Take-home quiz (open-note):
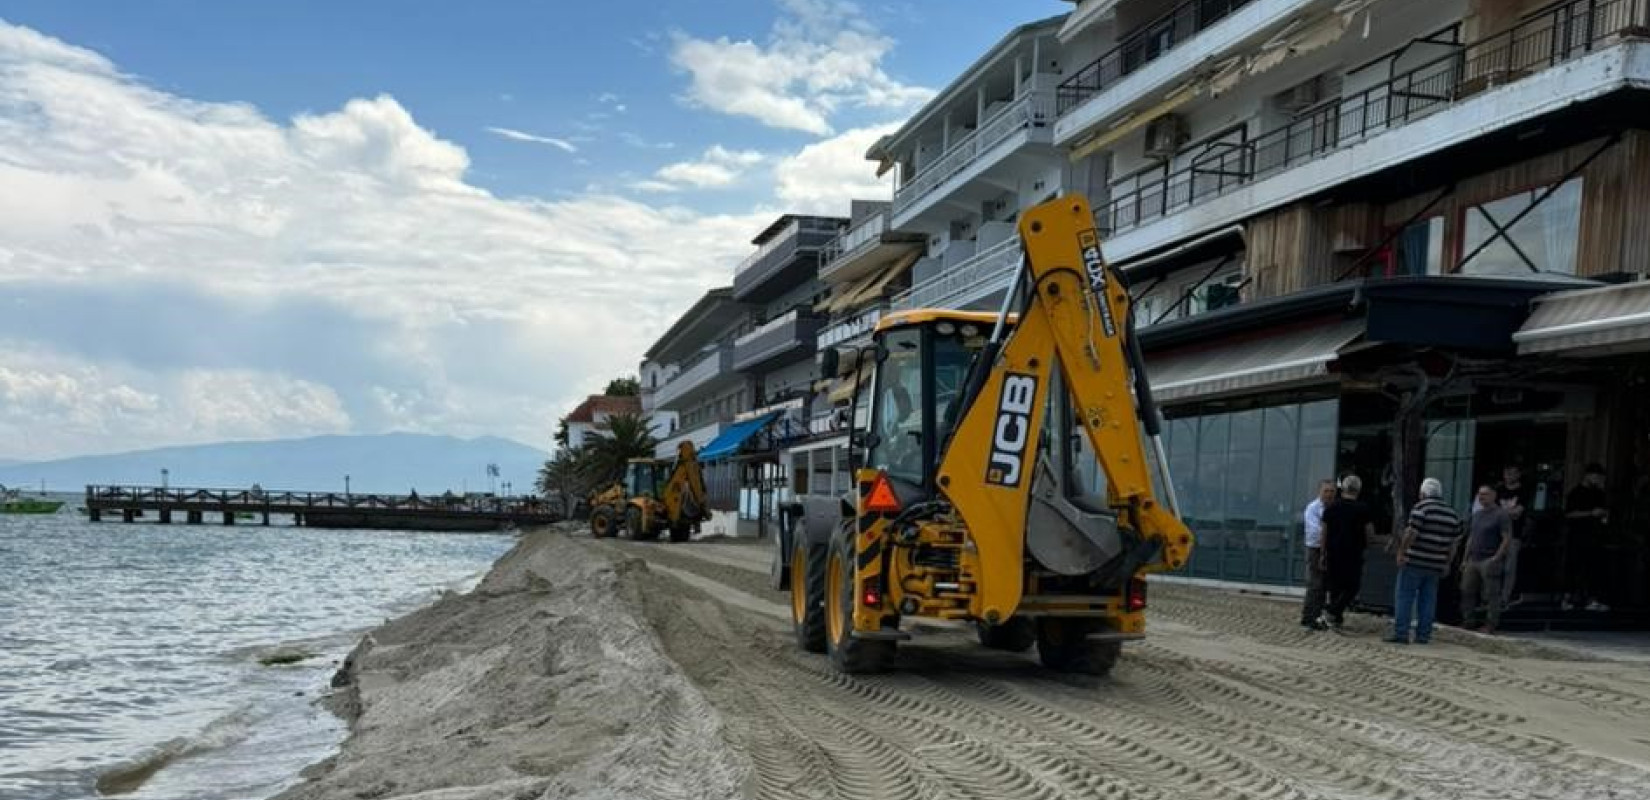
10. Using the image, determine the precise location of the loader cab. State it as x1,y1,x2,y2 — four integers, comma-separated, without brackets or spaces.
623,459,664,498
861,311,1006,499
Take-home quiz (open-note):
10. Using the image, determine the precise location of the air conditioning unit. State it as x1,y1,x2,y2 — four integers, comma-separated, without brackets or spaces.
1144,114,1190,159
1276,78,1324,114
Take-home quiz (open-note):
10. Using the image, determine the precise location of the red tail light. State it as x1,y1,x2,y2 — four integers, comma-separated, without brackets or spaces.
863,587,882,607
1125,578,1148,612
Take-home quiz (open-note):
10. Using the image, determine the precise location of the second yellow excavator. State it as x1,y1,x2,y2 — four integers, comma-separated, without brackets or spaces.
779,193,1193,674
589,440,709,543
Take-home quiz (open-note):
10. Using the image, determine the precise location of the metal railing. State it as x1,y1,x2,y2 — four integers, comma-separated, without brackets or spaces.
734,218,842,277
818,305,885,348
1057,0,1256,116
891,237,1021,310
653,343,733,407
892,91,1056,218
84,485,548,514
1101,0,1650,234
821,210,887,271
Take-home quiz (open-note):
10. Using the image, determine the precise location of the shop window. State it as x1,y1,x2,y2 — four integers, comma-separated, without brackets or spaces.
1385,217,1444,276
1458,178,1582,275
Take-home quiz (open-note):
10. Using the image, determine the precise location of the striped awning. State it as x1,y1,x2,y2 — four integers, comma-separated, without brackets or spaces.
1514,281,1650,357
1145,318,1365,403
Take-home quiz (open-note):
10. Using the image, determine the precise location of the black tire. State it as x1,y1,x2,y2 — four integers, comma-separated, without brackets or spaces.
628,506,660,541
790,538,828,653
668,524,691,543
590,506,616,539
825,534,895,673
975,618,1036,653
1036,619,1121,675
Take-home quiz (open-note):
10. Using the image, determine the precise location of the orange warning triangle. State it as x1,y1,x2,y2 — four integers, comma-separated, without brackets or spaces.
864,472,902,515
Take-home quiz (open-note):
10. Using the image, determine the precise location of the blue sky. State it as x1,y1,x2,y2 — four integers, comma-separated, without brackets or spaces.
0,0,1066,460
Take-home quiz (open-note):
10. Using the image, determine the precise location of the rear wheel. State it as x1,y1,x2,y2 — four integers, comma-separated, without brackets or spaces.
1036,619,1121,675
628,506,660,541
975,618,1036,653
790,539,827,653
825,537,894,673
668,523,691,543
590,506,616,539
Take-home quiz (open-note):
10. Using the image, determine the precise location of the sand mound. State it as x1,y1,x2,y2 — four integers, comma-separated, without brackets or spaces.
275,530,750,800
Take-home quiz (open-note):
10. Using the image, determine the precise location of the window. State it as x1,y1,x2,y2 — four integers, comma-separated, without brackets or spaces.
1458,178,1582,275
1387,218,1444,276
870,329,924,484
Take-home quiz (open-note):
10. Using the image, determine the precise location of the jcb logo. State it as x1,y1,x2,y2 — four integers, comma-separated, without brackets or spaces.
986,373,1038,487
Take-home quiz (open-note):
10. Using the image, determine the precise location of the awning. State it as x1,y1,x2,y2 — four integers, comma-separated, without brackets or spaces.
1514,281,1650,357
820,250,920,314
1069,83,1199,163
698,411,781,462
827,362,875,404
1145,318,1365,403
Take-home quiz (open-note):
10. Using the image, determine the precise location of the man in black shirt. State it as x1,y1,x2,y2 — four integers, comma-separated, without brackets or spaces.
1563,463,1610,612
1321,475,1376,631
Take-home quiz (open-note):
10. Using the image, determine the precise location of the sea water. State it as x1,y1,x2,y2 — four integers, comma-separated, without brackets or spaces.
0,507,515,800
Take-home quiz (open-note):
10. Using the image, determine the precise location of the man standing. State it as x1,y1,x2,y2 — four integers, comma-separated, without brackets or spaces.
1493,465,1531,606
1461,485,1515,633
1389,478,1462,644
1322,475,1375,631
1563,464,1610,612
1300,480,1336,630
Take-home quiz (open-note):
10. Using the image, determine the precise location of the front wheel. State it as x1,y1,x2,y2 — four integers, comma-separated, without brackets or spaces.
628,506,660,541
790,539,827,653
590,506,616,539
668,524,691,543
1036,619,1121,675
825,536,894,673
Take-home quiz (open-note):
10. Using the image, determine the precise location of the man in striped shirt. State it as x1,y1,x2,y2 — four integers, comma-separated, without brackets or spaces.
1388,478,1464,644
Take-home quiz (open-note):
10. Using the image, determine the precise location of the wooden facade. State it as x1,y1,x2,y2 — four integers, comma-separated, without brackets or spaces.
1241,130,1650,300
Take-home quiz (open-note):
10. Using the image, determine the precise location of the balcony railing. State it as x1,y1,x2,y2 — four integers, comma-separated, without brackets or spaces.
1101,0,1650,234
1057,0,1256,116
820,211,888,276
732,218,842,299
733,310,824,371
653,343,734,409
818,305,885,348
892,91,1056,218
891,237,1021,310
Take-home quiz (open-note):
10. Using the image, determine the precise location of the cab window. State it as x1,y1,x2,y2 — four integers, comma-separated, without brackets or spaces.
870,329,923,485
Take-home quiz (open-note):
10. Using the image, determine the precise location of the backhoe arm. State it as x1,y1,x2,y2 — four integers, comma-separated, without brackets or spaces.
936,195,1192,623
662,440,708,523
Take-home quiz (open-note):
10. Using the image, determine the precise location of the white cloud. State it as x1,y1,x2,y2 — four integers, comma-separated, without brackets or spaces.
654,145,765,188
619,132,676,150
485,126,578,153
0,20,769,460
773,123,895,213
669,0,932,134
628,179,680,193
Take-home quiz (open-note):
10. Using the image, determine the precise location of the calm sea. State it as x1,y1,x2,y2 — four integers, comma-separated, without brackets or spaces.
0,505,515,800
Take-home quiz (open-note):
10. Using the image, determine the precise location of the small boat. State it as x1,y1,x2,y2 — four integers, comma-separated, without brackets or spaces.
0,485,64,514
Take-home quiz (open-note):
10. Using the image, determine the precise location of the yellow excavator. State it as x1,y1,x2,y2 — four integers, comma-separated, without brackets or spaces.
589,440,709,543
781,194,1192,674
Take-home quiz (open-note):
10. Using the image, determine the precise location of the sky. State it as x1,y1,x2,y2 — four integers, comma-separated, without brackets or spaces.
0,0,1068,462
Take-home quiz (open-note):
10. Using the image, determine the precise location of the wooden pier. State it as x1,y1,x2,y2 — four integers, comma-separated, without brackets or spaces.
84,485,560,532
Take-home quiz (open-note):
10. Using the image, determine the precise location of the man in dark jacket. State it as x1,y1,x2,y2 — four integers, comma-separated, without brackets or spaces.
1321,475,1376,631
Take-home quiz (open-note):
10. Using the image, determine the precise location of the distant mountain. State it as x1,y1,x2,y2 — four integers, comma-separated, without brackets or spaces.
0,434,550,495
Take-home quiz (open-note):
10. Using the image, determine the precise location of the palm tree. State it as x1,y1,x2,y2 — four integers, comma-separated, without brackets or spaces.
582,413,658,486
538,448,595,517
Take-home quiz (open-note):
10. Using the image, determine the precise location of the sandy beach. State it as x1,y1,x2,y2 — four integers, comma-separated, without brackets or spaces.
277,525,1650,800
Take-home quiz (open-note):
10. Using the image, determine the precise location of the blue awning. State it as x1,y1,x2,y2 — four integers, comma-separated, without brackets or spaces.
698,411,781,462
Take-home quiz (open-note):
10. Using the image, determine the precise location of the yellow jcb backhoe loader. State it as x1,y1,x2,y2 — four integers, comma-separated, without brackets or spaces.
588,440,709,543
778,194,1192,674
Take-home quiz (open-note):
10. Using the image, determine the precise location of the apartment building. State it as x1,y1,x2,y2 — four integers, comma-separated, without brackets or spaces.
1044,0,1650,617
866,15,1079,313
642,286,751,509
562,394,642,450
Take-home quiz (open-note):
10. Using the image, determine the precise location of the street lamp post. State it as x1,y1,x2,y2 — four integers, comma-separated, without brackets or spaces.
160,468,169,489
345,474,351,497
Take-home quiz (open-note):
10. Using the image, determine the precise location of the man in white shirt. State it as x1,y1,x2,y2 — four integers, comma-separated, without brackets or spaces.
1299,479,1337,630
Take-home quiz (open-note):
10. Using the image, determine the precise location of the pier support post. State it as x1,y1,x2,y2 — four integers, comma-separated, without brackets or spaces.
122,509,136,523
159,509,172,525
223,511,236,526
89,508,101,522
262,511,271,526
187,510,203,524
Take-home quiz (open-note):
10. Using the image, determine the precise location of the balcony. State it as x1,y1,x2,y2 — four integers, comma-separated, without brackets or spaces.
653,343,736,411
890,90,1057,228
732,310,824,372
819,210,925,284
1099,0,1650,257
891,236,1021,311
1057,0,1258,117
818,304,885,349
732,217,843,302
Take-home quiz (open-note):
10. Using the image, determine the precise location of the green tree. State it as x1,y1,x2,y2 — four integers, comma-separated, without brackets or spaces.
582,412,658,486
553,417,571,450
537,447,595,517
604,376,641,397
